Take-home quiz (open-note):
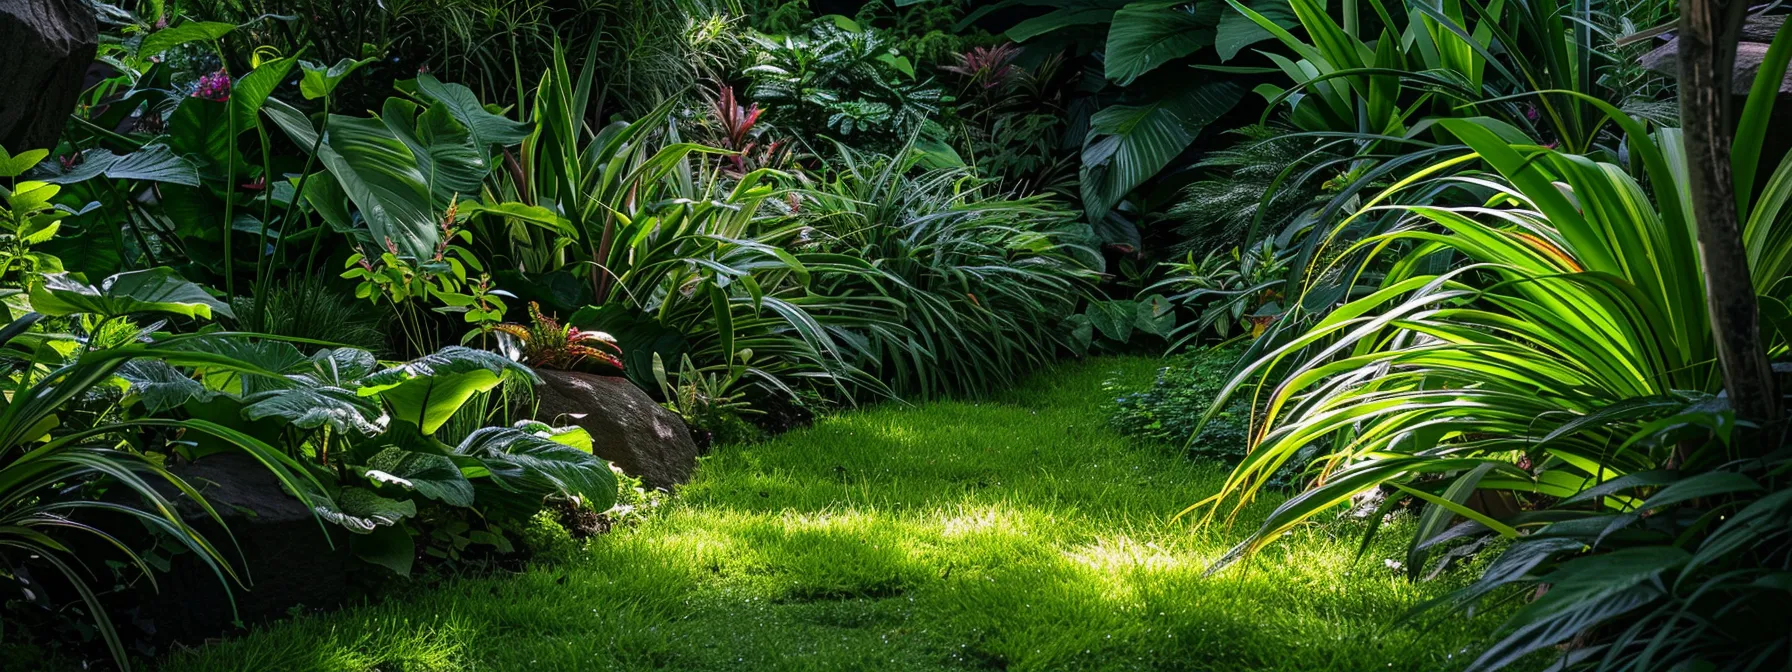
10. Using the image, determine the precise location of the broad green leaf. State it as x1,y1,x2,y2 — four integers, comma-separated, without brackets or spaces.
0,147,49,178
458,200,577,238
314,486,417,532
118,359,220,412
32,145,202,186
242,385,385,435
384,99,487,202
360,447,475,507
1216,0,1297,61
350,520,416,576
1080,81,1242,221
1106,2,1216,85
264,99,439,260
454,424,618,511
139,21,234,57
357,346,539,434
232,56,299,130
413,74,531,149
30,268,234,320
1008,0,1131,41
299,57,375,100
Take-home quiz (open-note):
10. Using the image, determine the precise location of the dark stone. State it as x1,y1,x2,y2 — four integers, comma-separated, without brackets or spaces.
0,0,97,153
533,370,700,489
134,453,351,646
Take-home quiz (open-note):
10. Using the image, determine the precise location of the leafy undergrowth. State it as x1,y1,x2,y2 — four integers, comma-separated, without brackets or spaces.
160,357,1499,672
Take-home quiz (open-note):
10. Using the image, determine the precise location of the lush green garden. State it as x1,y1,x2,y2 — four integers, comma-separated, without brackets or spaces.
1,0,1788,669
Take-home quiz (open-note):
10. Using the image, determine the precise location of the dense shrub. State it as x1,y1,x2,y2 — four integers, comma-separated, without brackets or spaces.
1108,347,1253,464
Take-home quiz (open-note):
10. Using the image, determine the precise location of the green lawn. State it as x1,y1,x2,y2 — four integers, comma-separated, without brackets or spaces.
161,357,1497,671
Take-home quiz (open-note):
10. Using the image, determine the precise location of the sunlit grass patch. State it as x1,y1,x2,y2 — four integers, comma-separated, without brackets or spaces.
161,357,1500,672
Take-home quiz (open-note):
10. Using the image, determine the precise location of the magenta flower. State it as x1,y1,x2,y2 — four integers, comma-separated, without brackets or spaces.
192,69,232,102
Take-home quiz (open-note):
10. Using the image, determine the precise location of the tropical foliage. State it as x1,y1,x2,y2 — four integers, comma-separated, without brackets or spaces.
6,0,1789,669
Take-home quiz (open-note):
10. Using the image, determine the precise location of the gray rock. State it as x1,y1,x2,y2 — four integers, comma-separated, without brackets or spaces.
0,0,97,153
533,370,700,489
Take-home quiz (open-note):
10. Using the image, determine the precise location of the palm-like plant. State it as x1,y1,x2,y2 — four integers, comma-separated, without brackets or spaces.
1197,22,1792,582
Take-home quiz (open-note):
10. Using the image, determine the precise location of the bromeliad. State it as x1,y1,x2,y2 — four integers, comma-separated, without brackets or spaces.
494,302,625,374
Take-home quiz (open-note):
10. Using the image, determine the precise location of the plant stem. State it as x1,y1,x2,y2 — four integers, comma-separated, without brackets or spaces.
1679,0,1782,426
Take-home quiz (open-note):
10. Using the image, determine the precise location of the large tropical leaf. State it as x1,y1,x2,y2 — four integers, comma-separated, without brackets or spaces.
1215,0,1298,61
1105,2,1216,85
30,268,234,319
412,74,531,149
359,447,475,508
264,99,439,260
31,145,202,186
1007,0,1132,41
357,346,539,434
118,359,220,412
1080,81,1243,222
315,486,417,532
453,424,617,511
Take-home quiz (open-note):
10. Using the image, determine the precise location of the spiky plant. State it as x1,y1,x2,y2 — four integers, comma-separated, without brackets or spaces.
494,303,624,374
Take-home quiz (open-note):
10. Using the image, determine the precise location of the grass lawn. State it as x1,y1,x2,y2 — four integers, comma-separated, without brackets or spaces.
160,357,1499,672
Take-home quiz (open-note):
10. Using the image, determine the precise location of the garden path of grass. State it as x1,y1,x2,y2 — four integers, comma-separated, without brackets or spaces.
162,357,1497,672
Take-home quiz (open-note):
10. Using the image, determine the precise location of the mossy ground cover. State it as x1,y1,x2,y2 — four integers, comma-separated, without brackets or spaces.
160,357,1498,672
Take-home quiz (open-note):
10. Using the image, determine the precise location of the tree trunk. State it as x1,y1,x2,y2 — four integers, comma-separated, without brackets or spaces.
0,0,96,154
1679,0,1783,425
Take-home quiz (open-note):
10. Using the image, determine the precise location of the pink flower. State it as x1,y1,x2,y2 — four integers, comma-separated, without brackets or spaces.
192,69,232,102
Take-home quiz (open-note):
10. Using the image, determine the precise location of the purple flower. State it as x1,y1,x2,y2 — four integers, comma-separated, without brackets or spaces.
192,69,232,102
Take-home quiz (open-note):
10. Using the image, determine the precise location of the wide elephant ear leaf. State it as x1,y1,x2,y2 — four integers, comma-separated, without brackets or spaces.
1080,81,1242,223
118,359,221,412
233,55,299,130
167,335,311,395
30,268,235,320
510,419,595,453
357,346,539,434
454,425,617,512
1105,2,1216,86
314,486,417,533
359,447,474,508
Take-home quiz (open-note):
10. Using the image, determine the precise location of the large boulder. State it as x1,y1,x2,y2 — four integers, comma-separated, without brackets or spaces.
533,370,700,489
0,0,97,153
131,453,351,646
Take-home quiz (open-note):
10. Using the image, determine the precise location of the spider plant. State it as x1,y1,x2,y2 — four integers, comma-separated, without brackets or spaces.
797,145,1103,398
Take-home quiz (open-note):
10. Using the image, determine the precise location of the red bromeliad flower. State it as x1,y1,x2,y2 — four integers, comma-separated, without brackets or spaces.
492,302,625,373
192,69,232,102
240,176,266,191
712,85,763,152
